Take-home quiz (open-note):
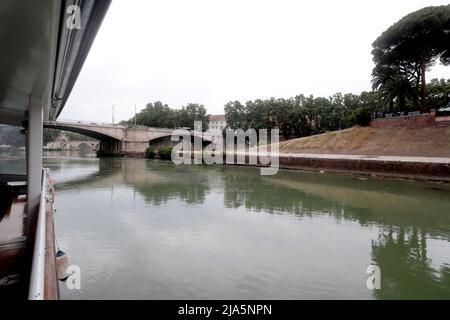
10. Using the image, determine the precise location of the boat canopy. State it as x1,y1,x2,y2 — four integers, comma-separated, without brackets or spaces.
0,0,111,126
0,0,111,300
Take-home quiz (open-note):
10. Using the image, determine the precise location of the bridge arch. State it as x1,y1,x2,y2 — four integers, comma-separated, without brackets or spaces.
149,133,212,148
44,121,125,156
43,123,124,141
148,130,213,143
77,142,93,152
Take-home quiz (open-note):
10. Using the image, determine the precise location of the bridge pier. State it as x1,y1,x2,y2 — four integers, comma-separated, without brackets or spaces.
96,138,153,157
121,141,149,156
98,140,122,157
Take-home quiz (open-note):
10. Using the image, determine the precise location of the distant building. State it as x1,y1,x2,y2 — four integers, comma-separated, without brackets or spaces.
208,115,227,131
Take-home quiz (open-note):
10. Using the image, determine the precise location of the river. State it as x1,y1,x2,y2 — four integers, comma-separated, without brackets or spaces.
2,151,450,299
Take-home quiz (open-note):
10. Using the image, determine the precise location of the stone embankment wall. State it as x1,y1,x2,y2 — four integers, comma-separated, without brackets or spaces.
370,113,435,128
276,156,450,182
369,110,450,129
223,153,450,182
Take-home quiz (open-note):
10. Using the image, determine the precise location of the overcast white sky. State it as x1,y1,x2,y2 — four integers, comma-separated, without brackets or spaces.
61,0,450,123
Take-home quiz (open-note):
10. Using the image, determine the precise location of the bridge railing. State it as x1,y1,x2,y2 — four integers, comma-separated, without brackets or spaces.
46,120,176,131
45,119,126,128
45,120,212,137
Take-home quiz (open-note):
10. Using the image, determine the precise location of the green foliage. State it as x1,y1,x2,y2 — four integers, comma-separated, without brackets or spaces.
145,146,156,159
371,65,417,112
372,5,450,66
224,101,247,130
65,132,94,141
224,78,449,140
426,78,450,110
157,146,173,160
371,5,450,111
127,101,209,130
224,91,381,140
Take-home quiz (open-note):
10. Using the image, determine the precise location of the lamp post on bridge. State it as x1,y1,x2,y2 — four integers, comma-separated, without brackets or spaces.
112,104,115,125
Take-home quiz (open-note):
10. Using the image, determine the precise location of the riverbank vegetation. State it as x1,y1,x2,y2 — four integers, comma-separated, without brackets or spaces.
145,146,156,159
224,79,449,140
146,146,173,160
127,77,448,141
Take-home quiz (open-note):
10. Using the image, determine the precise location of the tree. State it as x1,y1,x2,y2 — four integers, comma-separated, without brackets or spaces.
372,65,417,112
372,5,450,111
127,101,209,130
426,78,450,110
177,103,209,130
224,101,248,130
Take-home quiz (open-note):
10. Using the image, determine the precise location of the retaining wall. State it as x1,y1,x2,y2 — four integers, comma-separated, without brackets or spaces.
370,114,436,128
227,154,450,181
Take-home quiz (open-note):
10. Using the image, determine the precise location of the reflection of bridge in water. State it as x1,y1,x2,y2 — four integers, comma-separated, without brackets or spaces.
44,120,213,156
52,158,212,205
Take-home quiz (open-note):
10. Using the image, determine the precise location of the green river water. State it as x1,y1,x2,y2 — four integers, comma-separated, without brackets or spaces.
2,151,450,299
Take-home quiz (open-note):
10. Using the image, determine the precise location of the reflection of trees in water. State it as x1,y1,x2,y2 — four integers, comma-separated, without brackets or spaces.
371,226,450,299
59,159,450,239
98,157,123,174
222,168,347,218
52,158,450,298
223,167,450,298
132,161,210,205
133,175,209,206
223,168,450,236
54,157,123,190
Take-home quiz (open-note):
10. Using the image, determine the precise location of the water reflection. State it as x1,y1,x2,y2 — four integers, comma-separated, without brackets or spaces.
38,154,450,299
372,227,450,299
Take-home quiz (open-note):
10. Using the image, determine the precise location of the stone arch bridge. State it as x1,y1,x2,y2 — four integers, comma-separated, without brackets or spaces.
44,120,213,156
45,139,100,152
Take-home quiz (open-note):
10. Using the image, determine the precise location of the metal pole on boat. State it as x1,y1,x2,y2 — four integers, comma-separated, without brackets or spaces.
28,168,47,300
26,96,45,300
26,96,43,234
